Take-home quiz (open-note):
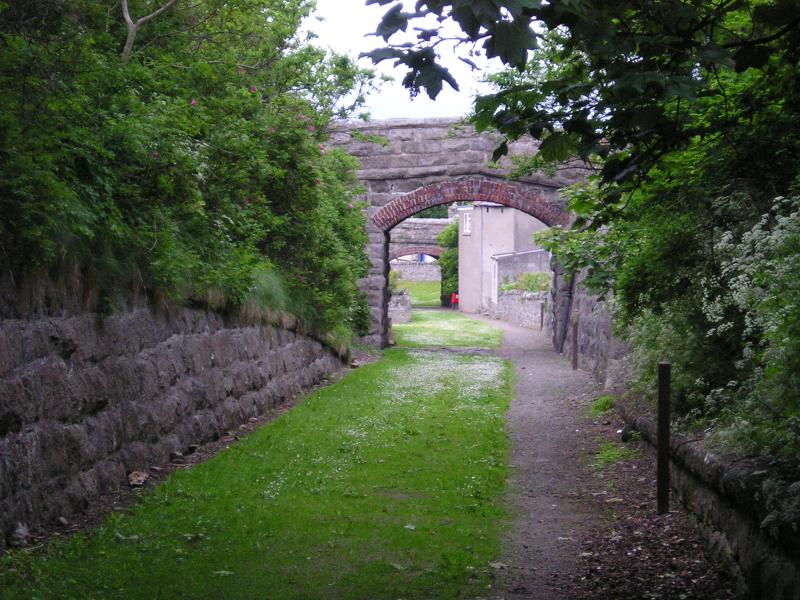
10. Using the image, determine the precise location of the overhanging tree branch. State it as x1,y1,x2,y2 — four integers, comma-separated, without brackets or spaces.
120,0,179,60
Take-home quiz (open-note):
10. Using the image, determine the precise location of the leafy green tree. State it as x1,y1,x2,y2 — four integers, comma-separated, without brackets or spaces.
0,0,375,342
436,220,458,307
414,205,448,218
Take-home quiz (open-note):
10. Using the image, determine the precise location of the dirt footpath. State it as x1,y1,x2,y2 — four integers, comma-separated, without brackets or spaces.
476,315,737,600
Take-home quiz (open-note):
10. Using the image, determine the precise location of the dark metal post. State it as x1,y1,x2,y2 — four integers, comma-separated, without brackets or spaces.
540,302,545,331
571,317,579,370
657,362,672,515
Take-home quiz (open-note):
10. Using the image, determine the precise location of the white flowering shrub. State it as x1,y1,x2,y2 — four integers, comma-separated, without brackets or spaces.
627,195,800,454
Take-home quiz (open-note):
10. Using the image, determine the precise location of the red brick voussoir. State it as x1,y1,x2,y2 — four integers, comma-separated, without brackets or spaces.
372,178,570,231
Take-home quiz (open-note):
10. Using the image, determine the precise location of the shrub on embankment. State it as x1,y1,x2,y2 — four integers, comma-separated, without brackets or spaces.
0,0,373,342
508,7,800,457
538,110,800,457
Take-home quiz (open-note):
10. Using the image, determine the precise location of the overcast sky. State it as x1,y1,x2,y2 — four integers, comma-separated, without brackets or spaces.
305,0,500,119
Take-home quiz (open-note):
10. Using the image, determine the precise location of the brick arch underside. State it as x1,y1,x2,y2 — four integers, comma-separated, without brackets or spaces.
372,178,569,231
388,245,444,261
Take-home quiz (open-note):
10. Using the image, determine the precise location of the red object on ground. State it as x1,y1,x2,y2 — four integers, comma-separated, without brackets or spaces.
451,292,459,308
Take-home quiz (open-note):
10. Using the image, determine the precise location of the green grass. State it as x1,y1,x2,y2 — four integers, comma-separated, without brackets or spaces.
393,310,503,348
591,441,640,470
399,279,441,307
0,349,513,600
588,395,616,418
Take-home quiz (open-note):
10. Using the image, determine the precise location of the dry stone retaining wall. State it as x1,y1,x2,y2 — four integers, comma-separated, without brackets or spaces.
387,290,411,325
548,273,800,598
0,304,343,551
390,262,441,282
491,290,546,329
617,396,800,600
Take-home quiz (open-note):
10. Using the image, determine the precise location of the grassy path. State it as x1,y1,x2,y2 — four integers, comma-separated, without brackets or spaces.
0,347,512,599
398,279,441,307
393,310,503,348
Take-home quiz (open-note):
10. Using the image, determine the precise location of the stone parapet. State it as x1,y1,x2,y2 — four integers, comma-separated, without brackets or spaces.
391,263,441,282
387,291,411,324
491,290,546,329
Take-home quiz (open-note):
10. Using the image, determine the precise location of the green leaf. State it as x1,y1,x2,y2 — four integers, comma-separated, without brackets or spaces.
753,0,800,26
483,20,538,69
537,132,575,162
451,5,481,37
360,47,404,64
491,140,509,162
376,4,411,41
600,152,636,182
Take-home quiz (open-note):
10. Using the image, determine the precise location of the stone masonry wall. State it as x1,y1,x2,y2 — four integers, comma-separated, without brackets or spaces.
547,268,626,382
549,272,800,598
491,290,546,329
0,305,344,551
495,250,550,285
617,395,800,600
389,217,452,261
390,262,441,282
387,290,411,325
332,118,581,346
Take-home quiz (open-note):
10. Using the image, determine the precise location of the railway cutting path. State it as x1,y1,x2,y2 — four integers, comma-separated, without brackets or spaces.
468,313,735,599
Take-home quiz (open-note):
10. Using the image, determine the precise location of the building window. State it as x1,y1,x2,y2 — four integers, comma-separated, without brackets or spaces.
463,212,472,235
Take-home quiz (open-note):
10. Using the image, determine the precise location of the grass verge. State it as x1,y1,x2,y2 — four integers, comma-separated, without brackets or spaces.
0,349,512,600
393,311,502,348
591,441,641,470
588,395,616,418
399,280,441,307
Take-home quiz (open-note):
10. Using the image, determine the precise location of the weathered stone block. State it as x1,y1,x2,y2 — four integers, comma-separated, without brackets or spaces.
1,299,346,548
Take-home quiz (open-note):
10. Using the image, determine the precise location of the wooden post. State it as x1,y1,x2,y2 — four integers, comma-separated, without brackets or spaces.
571,317,579,370
657,362,671,515
540,302,545,331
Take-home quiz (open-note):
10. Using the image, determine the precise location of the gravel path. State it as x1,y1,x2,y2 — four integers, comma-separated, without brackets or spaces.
471,316,603,599
466,313,737,600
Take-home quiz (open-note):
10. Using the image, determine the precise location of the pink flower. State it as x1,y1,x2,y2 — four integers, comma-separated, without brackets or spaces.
307,125,315,133
249,85,257,93
314,178,322,186
190,98,198,107
318,143,326,152
298,276,306,283
348,203,354,209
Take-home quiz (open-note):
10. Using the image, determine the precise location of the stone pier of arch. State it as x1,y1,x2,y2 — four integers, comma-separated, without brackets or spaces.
331,118,584,347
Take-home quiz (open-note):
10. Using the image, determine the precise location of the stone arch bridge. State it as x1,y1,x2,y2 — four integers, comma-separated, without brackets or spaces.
331,118,583,346
389,217,451,261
